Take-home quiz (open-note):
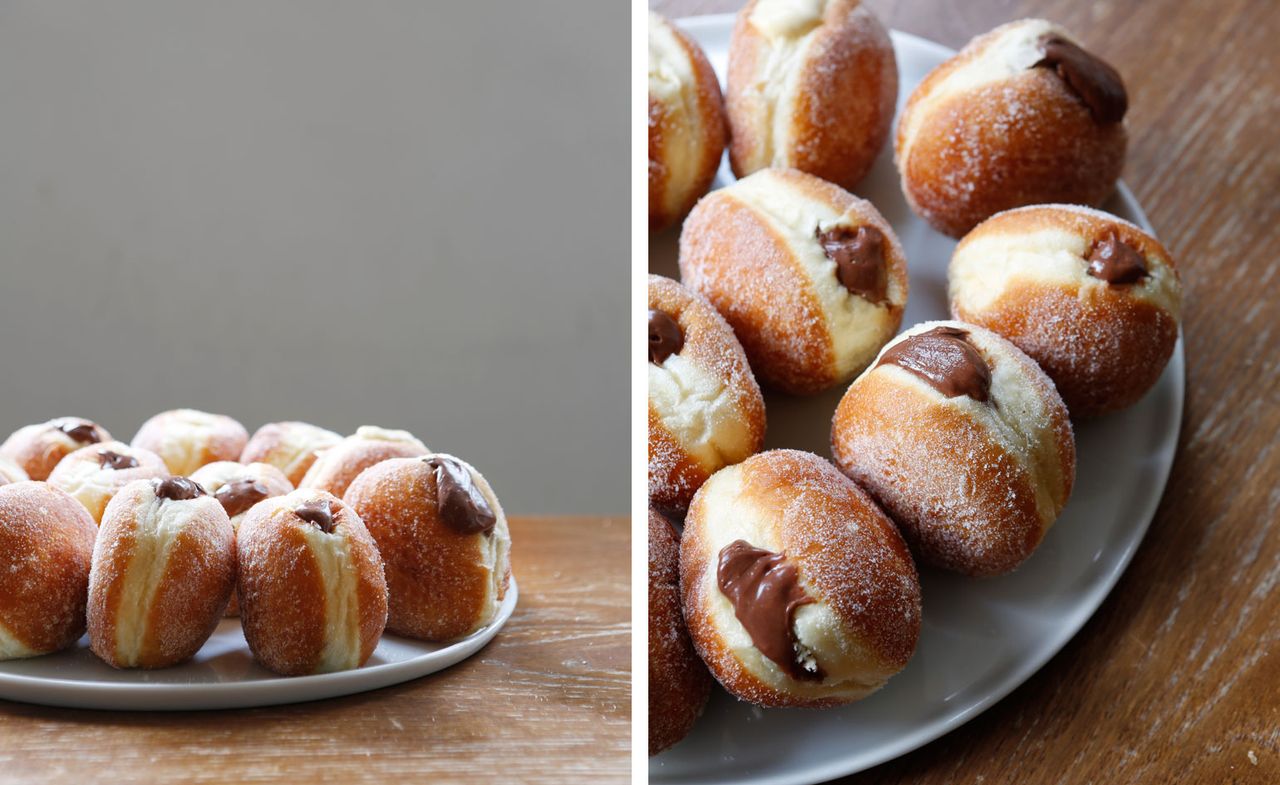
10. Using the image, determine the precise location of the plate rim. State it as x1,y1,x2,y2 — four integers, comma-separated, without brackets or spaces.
0,577,518,710
650,17,1186,785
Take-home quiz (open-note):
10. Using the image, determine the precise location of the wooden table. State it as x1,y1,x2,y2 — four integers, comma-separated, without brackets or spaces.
0,517,631,784
652,0,1280,781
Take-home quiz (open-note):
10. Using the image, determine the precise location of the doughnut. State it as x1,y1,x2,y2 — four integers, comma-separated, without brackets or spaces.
131,409,249,476
0,418,112,481
726,0,897,190
0,457,29,487
190,461,294,616
0,482,98,659
896,18,1128,237
87,476,236,668
831,321,1075,576
240,421,343,486
679,167,908,394
648,506,710,755
344,454,511,642
237,489,387,675
46,440,170,523
299,425,429,499
949,204,1182,418
649,11,727,231
680,450,920,707
648,274,765,516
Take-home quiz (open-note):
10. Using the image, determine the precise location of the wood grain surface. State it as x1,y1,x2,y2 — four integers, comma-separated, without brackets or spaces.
0,517,630,785
650,0,1280,782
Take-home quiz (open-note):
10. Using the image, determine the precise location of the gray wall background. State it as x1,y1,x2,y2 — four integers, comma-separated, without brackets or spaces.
0,1,628,514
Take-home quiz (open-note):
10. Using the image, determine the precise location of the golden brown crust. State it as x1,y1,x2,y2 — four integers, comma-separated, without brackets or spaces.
649,13,727,231
647,275,765,514
648,507,711,755
300,438,429,499
344,458,499,641
728,0,896,189
896,23,1127,238
0,482,98,657
87,481,235,668
951,206,1180,417
681,450,920,707
130,410,249,476
830,325,1075,576
240,421,343,486
46,441,170,523
237,491,387,675
0,420,112,481
678,168,908,394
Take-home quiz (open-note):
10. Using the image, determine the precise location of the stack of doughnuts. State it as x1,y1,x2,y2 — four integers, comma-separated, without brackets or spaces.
649,9,1182,755
0,411,513,677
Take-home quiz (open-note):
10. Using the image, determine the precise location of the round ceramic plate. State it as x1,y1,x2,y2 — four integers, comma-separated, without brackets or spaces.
0,579,516,711
649,16,1183,785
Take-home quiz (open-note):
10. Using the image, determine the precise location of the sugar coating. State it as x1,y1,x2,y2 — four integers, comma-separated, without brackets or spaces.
649,12,703,214
189,461,293,530
832,321,1074,576
0,482,97,659
46,441,169,523
728,169,906,380
241,421,342,486
682,450,920,706
131,409,247,476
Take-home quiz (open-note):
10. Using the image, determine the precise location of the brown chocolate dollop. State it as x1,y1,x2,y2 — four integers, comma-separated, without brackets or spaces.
817,225,888,303
878,326,991,402
426,456,497,536
1087,233,1148,284
295,499,336,533
716,539,822,682
97,450,140,470
1034,35,1128,124
648,308,684,366
214,478,271,518
154,476,206,501
54,418,102,444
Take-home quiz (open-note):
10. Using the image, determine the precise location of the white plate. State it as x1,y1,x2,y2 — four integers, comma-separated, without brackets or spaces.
650,17,1184,785
0,579,517,711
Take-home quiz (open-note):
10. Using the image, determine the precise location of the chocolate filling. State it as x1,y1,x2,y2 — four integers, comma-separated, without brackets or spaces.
426,456,497,536
817,225,888,303
1033,35,1128,124
878,326,991,402
1087,233,1148,284
648,308,684,365
54,419,102,444
214,478,271,518
97,450,140,470
717,539,822,682
295,499,336,533
154,476,206,501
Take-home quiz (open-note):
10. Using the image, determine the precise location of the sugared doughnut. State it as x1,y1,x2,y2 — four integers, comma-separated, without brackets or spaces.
0,418,112,481
831,321,1075,576
87,477,236,668
949,204,1182,418
648,275,765,516
648,506,711,754
681,450,921,707
240,421,343,486
649,11,727,231
46,441,170,523
679,168,908,394
131,409,249,476
190,461,294,616
0,482,98,660
237,489,387,675
726,0,897,190
299,426,429,499
344,454,511,642
896,19,1128,237
0,457,29,487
